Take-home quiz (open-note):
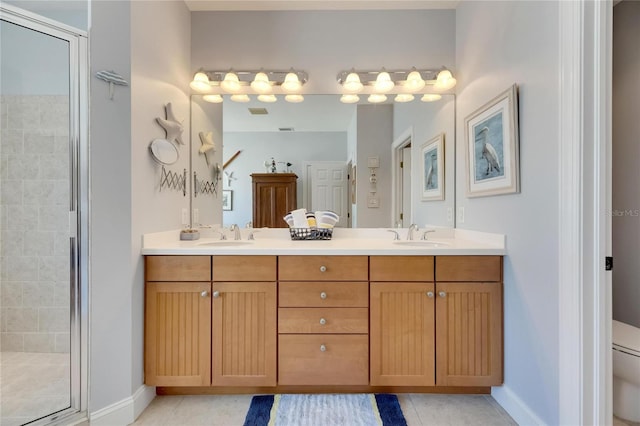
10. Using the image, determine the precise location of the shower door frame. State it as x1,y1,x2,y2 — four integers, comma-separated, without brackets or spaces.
0,4,89,425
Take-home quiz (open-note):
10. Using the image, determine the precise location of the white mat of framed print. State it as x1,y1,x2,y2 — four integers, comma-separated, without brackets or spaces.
465,84,520,197
421,133,444,201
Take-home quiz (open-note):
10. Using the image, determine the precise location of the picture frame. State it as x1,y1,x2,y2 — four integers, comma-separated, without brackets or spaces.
465,84,520,197
421,133,445,201
222,190,233,211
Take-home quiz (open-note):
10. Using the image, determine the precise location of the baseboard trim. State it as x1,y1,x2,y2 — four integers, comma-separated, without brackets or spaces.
89,385,156,425
492,385,547,426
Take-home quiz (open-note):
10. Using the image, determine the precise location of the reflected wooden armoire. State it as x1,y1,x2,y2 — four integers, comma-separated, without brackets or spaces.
251,173,298,228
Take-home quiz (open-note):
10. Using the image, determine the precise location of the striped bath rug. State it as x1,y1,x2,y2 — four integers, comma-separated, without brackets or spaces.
243,393,407,426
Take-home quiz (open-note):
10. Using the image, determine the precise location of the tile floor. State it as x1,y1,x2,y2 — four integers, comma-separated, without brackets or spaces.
0,351,70,426
131,393,518,426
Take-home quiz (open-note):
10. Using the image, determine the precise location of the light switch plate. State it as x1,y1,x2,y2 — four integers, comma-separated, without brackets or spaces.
367,156,380,168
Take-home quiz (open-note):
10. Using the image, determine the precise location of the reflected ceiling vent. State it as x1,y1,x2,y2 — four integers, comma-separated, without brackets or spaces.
248,107,268,115
279,127,294,132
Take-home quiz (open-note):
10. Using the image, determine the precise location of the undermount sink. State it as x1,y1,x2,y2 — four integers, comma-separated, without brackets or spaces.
393,240,451,248
197,241,253,247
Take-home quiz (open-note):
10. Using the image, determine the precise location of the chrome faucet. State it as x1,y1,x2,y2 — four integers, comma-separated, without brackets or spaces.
211,230,226,240
407,223,419,240
229,224,241,240
421,229,436,240
387,229,400,240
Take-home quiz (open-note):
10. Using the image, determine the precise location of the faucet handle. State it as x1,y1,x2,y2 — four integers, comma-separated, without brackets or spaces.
248,230,259,240
421,230,436,240
212,230,226,240
387,229,400,241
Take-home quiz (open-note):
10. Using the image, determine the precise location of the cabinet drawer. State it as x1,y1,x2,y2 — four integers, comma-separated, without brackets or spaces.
435,256,502,282
278,256,368,281
279,308,368,334
370,256,434,281
279,282,368,307
278,334,369,385
212,255,276,281
145,256,211,281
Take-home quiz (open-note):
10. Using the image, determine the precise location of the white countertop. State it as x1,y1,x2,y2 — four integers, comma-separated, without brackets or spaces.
141,227,505,256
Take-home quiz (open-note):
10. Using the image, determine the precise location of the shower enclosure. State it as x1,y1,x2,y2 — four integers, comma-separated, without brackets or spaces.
1,4,87,425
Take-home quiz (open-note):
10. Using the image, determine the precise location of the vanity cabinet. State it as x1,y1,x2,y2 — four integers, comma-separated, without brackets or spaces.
251,173,297,228
370,256,436,386
277,255,369,385
144,256,212,386
211,256,277,386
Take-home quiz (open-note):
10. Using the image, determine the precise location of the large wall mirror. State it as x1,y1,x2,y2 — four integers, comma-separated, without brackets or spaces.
190,94,455,229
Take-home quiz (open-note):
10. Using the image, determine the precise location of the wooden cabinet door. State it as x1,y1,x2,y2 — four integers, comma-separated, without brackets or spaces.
251,173,297,228
145,282,211,386
212,282,277,386
435,282,503,386
370,282,435,386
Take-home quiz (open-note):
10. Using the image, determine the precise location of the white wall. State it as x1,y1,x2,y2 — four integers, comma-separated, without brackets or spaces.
394,97,455,227
612,0,640,329
455,1,560,424
356,105,393,227
89,0,133,412
222,131,348,226
90,0,191,415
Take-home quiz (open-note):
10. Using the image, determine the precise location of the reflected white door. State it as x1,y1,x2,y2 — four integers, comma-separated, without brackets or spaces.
402,147,412,227
308,162,348,227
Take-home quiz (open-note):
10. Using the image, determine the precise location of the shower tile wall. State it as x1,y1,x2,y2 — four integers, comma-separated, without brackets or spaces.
0,95,70,353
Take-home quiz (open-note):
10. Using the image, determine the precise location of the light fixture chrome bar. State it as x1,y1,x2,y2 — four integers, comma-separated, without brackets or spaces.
336,69,440,85
199,69,309,86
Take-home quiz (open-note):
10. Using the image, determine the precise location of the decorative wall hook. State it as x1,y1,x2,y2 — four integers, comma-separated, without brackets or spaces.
198,131,216,166
95,70,129,100
156,103,184,145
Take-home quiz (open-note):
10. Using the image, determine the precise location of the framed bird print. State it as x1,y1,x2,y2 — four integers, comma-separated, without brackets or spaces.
465,84,520,197
421,133,445,201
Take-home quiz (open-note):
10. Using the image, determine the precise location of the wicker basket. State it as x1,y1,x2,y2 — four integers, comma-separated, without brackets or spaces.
289,227,333,240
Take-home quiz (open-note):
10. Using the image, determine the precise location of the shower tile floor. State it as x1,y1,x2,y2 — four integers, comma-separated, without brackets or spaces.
0,352,70,426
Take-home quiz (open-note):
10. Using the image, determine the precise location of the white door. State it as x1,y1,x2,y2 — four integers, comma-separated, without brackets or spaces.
402,146,412,227
308,162,348,227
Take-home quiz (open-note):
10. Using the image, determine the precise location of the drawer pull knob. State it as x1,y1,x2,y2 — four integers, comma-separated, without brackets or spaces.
320,344,326,352
426,291,434,298
319,318,326,325
201,291,209,298
213,291,220,298
320,292,327,300
439,291,446,298
319,265,327,272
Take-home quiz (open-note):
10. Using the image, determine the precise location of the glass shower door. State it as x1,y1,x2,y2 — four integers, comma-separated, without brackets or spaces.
1,9,85,425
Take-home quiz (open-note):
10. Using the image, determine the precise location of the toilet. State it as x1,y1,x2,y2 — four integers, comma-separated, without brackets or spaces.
613,319,640,422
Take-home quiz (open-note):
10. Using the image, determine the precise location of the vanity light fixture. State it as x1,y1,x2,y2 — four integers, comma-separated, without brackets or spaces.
189,69,308,102
257,94,277,103
368,93,387,104
230,94,250,103
336,67,455,103
340,94,360,104
203,94,223,103
284,94,304,103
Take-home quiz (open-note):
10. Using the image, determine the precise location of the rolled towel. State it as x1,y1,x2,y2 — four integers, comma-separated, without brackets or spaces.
291,208,309,228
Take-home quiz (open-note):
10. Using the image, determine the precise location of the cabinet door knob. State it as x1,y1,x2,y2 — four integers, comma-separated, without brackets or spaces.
320,344,326,352
319,318,326,325
439,291,446,298
426,291,434,298
320,292,327,299
213,291,220,298
319,265,327,272
201,291,209,297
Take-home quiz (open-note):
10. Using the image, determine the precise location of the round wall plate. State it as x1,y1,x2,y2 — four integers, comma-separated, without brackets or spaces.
149,138,179,165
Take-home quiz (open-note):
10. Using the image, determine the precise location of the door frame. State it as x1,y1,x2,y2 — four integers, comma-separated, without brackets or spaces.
558,1,612,424
0,4,90,424
391,127,413,227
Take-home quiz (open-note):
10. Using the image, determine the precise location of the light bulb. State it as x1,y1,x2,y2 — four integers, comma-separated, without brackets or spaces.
368,93,387,104
251,72,272,94
343,72,363,94
281,72,302,93
230,94,250,103
257,94,277,103
394,93,414,103
374,70,394,93
203,94,223,103
190,72,211,92
285,94,304,103
434,69,457,91
421,94,442,102
221,71,241,93
340,94,360,104
404,70,425,92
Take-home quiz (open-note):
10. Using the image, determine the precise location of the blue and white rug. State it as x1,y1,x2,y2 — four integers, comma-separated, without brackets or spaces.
243,393,407,426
